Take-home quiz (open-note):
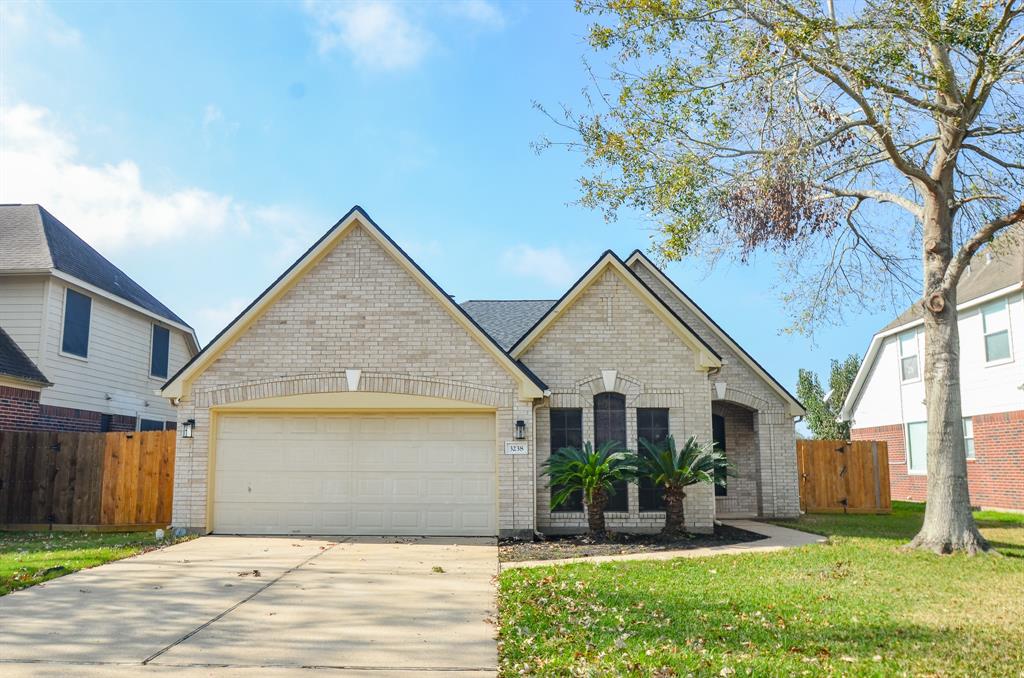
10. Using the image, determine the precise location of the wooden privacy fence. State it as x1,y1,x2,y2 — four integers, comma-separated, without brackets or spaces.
797,439,891,514
0,430,175,529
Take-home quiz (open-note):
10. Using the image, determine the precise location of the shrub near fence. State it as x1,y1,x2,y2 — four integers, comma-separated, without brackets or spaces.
0,430,175,529
797,439,891,514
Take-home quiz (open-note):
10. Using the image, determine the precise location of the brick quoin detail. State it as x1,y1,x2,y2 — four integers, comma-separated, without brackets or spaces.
852,409,1024,512
0,385,137,432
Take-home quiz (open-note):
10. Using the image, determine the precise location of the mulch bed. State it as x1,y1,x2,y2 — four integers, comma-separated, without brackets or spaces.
498,524,768,562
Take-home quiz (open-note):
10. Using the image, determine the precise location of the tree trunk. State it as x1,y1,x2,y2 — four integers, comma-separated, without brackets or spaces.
586,487,608,537
908,194,990,554
661,485,687,538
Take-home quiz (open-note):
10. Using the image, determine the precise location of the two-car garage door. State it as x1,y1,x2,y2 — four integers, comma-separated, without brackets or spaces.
213,412,496,536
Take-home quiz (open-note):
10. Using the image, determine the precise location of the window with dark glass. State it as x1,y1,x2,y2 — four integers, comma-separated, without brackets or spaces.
637,408,669,511
550,408,583,511
713,413,727,496
61,288,91,358
150,325,170,379
139,419,164,432
594,392,628,511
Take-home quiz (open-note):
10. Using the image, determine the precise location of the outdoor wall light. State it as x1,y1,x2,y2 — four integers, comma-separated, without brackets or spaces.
182,419,196,439
514,419,526,440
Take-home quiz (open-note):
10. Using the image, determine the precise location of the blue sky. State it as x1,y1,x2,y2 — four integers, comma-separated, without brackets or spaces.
0,0,897,397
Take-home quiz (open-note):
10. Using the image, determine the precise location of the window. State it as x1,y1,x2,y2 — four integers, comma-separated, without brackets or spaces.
906,421,928,474
637,408,669,511
594,392,628,511
139,418,164,432
963,417,975,460
150,325,170,378
898,330,920,381
61,288,92,358
550,409,583,512
982,299,1012,363
713,413,728,496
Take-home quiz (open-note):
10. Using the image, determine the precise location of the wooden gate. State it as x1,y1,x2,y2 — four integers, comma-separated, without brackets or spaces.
796,440,891,514
0,430,175,529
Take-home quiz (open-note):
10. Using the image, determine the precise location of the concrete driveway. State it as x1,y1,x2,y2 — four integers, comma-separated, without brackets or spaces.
0,536,498,677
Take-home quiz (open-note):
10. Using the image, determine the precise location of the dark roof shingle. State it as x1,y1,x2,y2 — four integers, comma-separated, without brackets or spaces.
0,205,190,327
460,300,557,350
0,326,50,386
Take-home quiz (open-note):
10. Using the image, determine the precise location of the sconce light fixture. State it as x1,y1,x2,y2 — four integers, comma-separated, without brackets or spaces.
182,419,196,439
514,419,526,440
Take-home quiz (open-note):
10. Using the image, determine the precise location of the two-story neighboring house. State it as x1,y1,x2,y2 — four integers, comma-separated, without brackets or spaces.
841,232,1024,512
0,204,199,432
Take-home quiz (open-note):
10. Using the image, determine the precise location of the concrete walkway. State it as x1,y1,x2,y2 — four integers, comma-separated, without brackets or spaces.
500,520,826,570
0,536,498,677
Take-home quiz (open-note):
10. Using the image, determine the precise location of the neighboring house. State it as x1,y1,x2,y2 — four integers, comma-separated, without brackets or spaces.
0,204,199,432
161,206,803,537
841,232,1024,511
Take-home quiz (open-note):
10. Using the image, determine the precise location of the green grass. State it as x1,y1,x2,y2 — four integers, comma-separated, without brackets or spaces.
498,502,1024,677
0,530,181,595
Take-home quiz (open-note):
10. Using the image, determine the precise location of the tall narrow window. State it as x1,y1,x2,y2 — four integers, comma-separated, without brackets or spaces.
963,417,975,460
637,408,669,511
594,392,627,511
712,413,727,496
550,409,583,511
898,330,919,381
61,288,92,358
906,421,928,474
982,299,1012,363
150,325,170,379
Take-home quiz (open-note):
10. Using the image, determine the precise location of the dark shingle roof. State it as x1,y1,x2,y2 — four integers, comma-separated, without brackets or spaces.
0,205,190,327
461,300,557,350
0,326,50,386
881,228,1024,332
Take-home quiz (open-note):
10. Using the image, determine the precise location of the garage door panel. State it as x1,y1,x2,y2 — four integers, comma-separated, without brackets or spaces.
213,412,496,536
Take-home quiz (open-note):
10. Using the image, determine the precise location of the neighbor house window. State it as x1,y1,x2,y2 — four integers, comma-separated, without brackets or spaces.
637,408,669,511
550,409,583,512
594,392,628,511
139,419,164,432
906,421,928,474
150,325,170,379
713,413,728,496
963,417,975,460
61,288,92,358
981,299,1012,363
898,330,920,381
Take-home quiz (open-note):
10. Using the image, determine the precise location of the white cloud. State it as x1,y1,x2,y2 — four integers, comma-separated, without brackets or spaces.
202,104,223,128
0,102,242,249
500,244,579,288
304,1,430,71
0,1,82,49
302,0,505,71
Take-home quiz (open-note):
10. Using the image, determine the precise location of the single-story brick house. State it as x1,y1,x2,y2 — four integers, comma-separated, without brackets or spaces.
161,207,804,537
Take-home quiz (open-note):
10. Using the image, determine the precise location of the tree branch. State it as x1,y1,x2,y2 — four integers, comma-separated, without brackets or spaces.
942,201,1024,293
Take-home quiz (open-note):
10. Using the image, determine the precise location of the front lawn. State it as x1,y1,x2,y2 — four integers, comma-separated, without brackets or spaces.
0,530,180,596
498,502,1024,676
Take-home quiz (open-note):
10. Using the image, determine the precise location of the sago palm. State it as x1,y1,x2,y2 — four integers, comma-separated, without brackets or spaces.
542,441,639,536
639,435,730,538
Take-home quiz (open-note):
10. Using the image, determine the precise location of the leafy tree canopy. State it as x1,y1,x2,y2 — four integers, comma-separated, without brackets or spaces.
797,354,860,439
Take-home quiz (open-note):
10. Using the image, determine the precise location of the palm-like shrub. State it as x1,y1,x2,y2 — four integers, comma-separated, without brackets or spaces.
542,441,639,537
639,435,730,538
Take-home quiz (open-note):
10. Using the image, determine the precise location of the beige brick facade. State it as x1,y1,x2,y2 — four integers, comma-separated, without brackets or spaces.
168,211,800,537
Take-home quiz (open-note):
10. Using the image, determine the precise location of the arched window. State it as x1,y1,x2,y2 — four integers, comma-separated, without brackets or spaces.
594,392,627,511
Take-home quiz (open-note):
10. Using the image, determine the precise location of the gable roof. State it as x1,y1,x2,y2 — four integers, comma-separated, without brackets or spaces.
0,205,197,346
0,325,51,387
626,251,805,417
461,300,557,350
160,206,548,400
508,250,722,370
840,231,1024,422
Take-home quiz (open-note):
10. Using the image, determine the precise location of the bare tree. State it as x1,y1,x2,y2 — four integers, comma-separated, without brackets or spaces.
541,0,1024,553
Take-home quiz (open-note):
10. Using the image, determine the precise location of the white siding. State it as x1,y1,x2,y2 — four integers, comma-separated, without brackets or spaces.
850,290,1024,428
0,276,47,364
39,280,193,423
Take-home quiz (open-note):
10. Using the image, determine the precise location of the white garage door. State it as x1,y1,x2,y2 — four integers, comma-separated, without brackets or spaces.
213,412,496,536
